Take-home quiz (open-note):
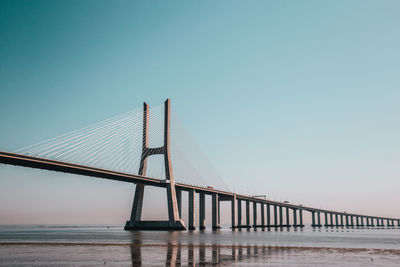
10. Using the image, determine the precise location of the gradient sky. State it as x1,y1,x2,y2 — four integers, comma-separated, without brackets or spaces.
1,0,399,225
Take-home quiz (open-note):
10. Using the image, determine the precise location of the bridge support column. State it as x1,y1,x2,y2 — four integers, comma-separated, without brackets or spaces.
299,209,303,227
127,184,145,224
324,213,328,227
285,207,290,227
317,212,321,227
335,214,339,227
253,202,257,227
311,211,316,227
329,213,333,227
212,193,220,230
266,204,271,227
237,199,242,227
176,189,182,218
188,189,195,230
199,193,206,230
260,203,265,227
340,214,344,227
231,194,236,229
274,205,278,226
279,206,283,227
292,209,297,227
246,200,250,227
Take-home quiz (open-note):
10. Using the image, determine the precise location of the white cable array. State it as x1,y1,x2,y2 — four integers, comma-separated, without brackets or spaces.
15,102,231,192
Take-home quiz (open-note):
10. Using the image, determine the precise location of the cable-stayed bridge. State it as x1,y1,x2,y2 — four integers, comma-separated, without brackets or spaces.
0,99,399,230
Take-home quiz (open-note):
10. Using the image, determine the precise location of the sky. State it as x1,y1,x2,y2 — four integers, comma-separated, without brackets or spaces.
0,0,399,225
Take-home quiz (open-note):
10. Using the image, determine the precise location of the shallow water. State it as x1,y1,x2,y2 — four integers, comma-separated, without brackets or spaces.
1,225,400,266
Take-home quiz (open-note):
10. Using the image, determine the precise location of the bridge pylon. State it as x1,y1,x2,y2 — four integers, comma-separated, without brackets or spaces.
124,99,186,230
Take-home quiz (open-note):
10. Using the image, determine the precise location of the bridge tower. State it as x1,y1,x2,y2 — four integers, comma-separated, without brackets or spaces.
124,99,186,230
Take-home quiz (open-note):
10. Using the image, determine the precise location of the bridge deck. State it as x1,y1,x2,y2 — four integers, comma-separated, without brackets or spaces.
0,151,397,221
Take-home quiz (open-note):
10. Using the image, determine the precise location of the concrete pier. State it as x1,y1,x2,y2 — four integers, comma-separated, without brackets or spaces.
311,211,316,227
188,189,195,230
212,194,220,230
176,189,182,217
253,202,257,227
199,193,206,230
293,209,297,227
266,204,271,226
299,209,304,227
231,194,236,229
246,200,250,227
260,203,265,227
285,207,290,227
279,206,283,227
274,205,278,226
237,199,242,227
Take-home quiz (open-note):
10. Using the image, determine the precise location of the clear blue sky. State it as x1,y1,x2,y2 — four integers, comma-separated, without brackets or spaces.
0,0,399,224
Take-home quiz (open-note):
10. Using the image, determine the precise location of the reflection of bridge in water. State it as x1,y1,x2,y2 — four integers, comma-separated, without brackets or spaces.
1,99,399,230
130,241,288,266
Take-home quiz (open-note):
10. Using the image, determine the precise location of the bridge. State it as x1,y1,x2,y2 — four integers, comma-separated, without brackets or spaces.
0,99,399,230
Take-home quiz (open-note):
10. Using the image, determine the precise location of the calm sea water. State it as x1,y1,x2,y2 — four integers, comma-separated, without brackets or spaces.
1,225,400,266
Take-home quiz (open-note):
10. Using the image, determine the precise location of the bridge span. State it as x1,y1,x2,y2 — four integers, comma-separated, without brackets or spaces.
1,150,398,230
1,99,399,230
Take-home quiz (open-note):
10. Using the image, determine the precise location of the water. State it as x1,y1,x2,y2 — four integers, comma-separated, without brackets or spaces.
1,225,400,266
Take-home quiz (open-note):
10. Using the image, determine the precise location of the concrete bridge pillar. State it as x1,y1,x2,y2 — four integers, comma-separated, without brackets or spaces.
329,213,333,227
188,189,195,230
299,209,303,227
274,205,278,226
246,200,250,227
345,215,349,226
293,209,297,227
176,189,182,218
335,214,339,227
311,211,316,227
266,204,271,227
285,207,290,227
260,203,265,227
397,220,400,227
317,212,321,227
199,192,206,230
340,214,344,227
212,193,220,230
360,217,365,227
324,212,328,227
356,216,360,227
253,202,257,227
237,199,242,227
231,194,236,229
279,206,283,227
